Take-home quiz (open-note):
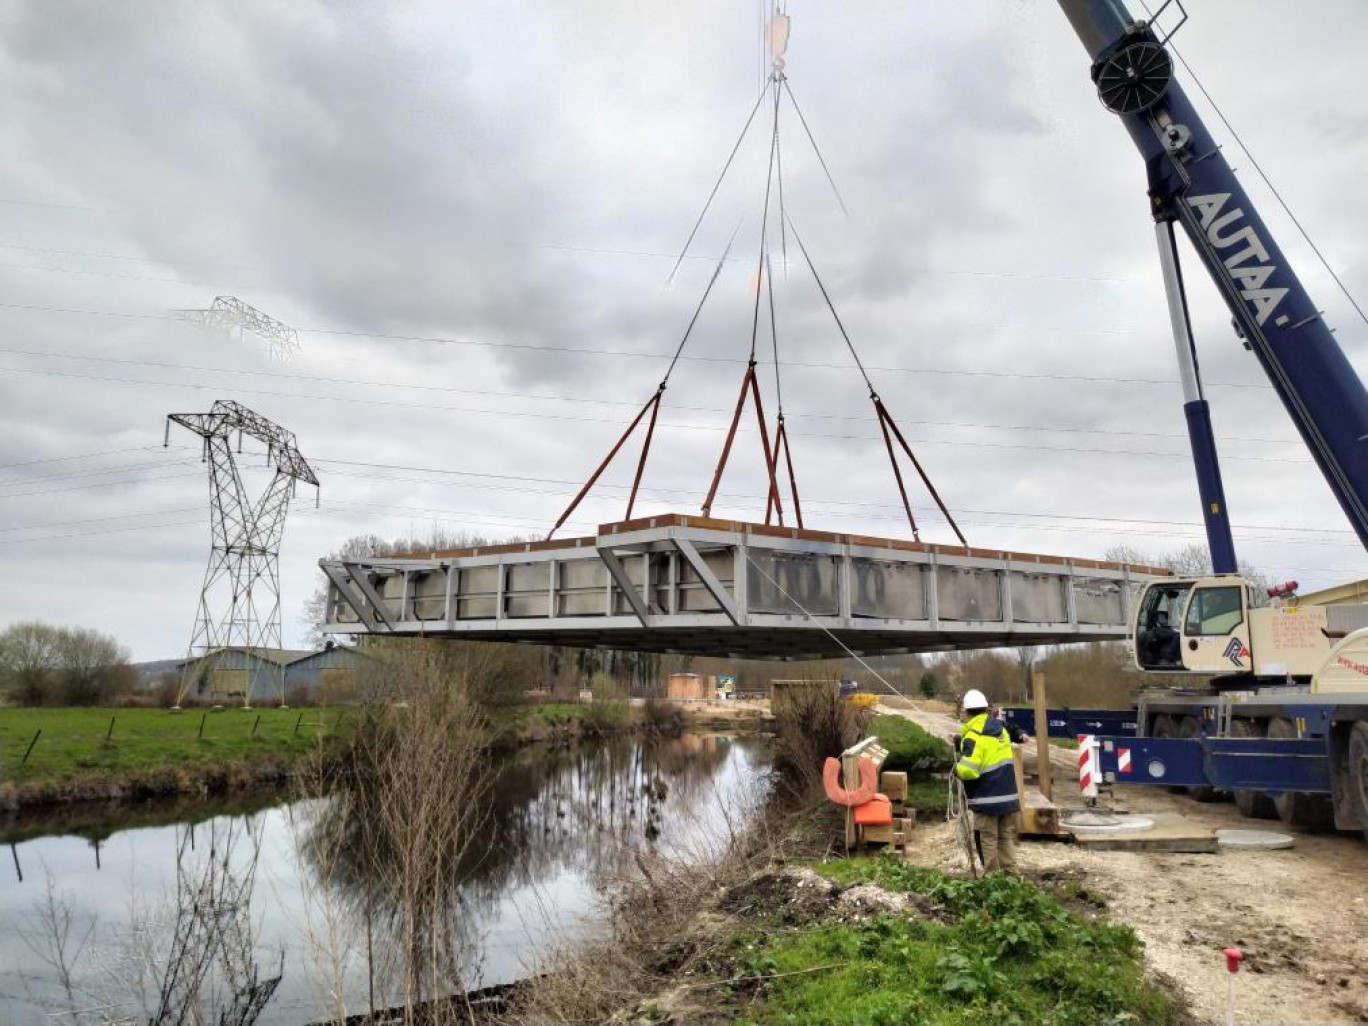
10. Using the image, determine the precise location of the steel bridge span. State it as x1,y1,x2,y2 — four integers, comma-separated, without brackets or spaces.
320,515,1168,660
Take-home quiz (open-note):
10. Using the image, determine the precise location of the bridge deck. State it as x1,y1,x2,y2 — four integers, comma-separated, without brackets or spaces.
320,514,1168,659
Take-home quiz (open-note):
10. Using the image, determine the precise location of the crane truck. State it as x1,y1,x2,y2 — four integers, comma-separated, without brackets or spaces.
1005,1,1368,841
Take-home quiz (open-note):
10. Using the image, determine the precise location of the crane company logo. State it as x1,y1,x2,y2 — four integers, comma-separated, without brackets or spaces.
1335,654,1368,677
1223,637,1251,667
1188,193,1290,328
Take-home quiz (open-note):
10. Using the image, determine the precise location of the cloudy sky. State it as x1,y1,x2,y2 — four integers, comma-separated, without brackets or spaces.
1,1,1366,660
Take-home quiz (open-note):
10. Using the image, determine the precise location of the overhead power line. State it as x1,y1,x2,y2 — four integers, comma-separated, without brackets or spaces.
0,364,1306,465
0,239,1133,284
0,346,1301,444
0,300,1276,389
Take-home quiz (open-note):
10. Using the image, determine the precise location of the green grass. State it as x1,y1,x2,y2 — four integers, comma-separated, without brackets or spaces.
903,774,950,814
0,706,350,783
732,858,1183,1026
870,714,953,775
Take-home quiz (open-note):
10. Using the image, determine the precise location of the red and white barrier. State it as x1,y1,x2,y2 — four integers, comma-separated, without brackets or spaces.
1077,734,1099,799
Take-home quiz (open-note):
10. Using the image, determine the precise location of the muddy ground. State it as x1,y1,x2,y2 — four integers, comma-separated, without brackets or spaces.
878,702,1368,1026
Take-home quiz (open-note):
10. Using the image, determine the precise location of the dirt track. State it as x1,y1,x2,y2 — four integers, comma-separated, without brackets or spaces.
877,703,1368,1026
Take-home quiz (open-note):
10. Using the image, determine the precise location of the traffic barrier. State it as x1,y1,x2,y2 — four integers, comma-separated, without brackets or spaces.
1077,734,1099,799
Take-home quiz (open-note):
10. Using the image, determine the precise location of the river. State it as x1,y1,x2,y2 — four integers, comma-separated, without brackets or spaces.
0,732,773,1025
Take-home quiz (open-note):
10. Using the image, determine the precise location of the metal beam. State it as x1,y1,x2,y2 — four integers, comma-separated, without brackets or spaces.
322,563,380,631
597,547,652,626
341,563,395,628
674,537,741,625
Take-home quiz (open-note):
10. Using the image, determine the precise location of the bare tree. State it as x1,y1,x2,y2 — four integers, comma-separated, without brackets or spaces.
0,621,63,704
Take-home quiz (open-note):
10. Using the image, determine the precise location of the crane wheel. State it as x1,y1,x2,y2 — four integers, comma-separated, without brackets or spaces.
1349,721,1368,844
1267,717,1335,831
1230,719,1277,820
1179,715,1224,803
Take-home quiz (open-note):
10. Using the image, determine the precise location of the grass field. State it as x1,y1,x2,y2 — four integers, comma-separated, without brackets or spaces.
0,706,350,783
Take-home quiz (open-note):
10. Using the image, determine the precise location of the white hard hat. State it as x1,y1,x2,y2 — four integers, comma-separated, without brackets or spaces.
962,688,989,711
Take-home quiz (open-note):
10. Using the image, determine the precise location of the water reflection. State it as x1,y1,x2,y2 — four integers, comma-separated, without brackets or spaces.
0,733,771,1025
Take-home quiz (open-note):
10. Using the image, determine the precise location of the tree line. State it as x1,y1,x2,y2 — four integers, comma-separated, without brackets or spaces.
0,621,137,706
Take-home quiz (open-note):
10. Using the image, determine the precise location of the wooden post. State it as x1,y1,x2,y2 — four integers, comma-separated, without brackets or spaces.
197,713,207,740
1032,669,1052,802
251,715,261,738
1012,745,1028,813
19,729,41,767
106,716,116,743
293,712,304,738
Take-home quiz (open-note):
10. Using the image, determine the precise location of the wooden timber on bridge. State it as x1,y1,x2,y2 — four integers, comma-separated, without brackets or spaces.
320,514,1169,659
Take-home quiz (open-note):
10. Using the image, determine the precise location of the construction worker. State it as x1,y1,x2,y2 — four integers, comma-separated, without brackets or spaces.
954,688,1025,874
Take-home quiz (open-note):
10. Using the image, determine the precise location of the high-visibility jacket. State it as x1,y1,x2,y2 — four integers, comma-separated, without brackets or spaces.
955,712,1021,816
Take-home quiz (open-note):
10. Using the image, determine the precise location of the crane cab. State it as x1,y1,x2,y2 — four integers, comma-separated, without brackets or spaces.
1133,576,1254,675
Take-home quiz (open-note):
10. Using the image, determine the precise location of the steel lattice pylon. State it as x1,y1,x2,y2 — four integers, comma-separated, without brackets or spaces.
174,296,303,360
167,400,318,707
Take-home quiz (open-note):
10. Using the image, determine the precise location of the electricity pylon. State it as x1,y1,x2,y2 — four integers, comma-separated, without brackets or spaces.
167,400,318,707
174,296,302,360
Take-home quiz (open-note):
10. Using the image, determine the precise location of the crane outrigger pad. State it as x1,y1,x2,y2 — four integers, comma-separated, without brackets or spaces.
320,514,1169,659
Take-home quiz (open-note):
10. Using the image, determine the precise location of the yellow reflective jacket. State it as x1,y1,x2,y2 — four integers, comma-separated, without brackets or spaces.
955,712,1021,815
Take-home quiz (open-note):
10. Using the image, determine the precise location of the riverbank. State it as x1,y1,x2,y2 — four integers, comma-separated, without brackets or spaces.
0,706,350,811
487,713,1190,1026
0,700,775,813
496,847,1191,1025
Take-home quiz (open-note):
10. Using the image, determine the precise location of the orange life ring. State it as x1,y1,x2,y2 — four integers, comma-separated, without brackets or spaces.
822,755,878,806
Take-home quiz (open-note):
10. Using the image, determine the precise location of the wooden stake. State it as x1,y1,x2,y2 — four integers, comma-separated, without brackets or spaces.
1032,669,1052,802
20,729,41,767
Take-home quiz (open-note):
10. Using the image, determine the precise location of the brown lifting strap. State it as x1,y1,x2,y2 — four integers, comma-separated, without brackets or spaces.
701,361,786,523
765,413,803,527
872,394,968,548
546,387,663,540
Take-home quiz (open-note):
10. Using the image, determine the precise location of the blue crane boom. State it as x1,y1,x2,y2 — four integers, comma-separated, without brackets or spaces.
1059,0,1368,563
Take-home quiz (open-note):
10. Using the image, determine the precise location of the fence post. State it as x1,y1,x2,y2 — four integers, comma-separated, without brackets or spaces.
251,715,261,738
293,712,304,738
20,729,41,768
198,712,207,740
106,716,116,744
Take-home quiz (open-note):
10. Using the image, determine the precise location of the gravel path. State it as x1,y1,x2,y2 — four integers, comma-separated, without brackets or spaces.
876,702,1368,1024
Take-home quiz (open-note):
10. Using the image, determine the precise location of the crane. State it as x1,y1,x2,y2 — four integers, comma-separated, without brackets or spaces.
1005,1,1368,839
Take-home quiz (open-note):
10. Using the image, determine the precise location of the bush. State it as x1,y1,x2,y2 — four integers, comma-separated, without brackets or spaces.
642,696,684,735
773,681,866,800
869,714,952,775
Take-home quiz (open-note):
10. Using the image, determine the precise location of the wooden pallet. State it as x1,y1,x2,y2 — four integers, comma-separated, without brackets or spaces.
1069,817,1218,853
861,814,916,853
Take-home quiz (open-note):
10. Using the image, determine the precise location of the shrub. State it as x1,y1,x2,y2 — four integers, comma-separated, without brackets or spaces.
869,714,952,775
772,680,865,800
642,697,684,735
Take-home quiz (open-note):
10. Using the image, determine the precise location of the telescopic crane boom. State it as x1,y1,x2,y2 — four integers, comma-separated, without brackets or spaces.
1058,0,1368,568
